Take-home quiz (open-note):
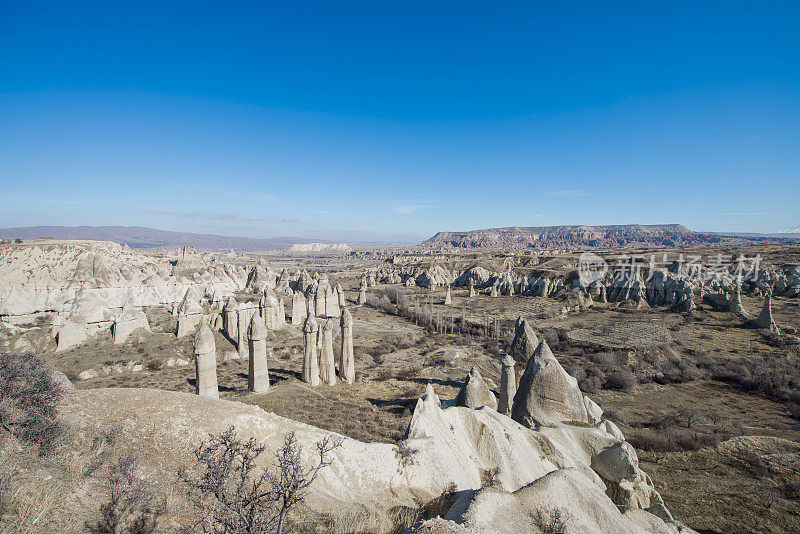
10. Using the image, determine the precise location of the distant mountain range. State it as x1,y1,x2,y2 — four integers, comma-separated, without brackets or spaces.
0,226,328,251
421,224,789,250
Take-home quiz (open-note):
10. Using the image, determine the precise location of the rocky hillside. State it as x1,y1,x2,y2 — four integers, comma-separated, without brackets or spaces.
422,224,728,250
0,225,324,251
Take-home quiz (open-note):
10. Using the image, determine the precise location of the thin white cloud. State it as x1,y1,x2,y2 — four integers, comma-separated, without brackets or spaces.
391,200,435,215
246,216,266,222
282,217,298,223
148,208,173,214
213,213,238,221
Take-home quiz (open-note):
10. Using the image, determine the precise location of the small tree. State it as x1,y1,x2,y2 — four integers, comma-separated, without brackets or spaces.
678,408,699,429
180,427,342,534
0,352,66,454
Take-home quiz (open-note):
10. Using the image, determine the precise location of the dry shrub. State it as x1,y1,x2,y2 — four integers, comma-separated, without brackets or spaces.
627,434,681,453
603,369,637,391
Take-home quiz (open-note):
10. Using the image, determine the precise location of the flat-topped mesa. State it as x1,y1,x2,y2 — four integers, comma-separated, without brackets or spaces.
223,296,239,341
302,315,320,386
193,324,218,398
444,284,452,305
319,318,337,386
509,317,539,361
454,366,498,410
498,352,517,416
248,314,269,393
339,307,355,384
754,294,780,333
511,339,589,427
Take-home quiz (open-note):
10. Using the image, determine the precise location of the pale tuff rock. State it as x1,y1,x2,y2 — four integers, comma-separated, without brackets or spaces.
64,382,690,534
730,283,752,319
498,353,517,416
444,284,452,305
277,297,286,326
584,395,604,425
176,246,205,268
454,366,498,410
319,318,337,386
336,283,346,307
291,292,307,325
405,276,416,287
326,284,341,317
176,288,203,338
245,259,277,293
414,264,454,288
248,314,269,393
56,320,89,351
509,317,538,361
358,285,367,305
339,307,355,384
237,303,256,359
754,294,780,333
260,290,281,330
490,282,499,298
314,278,329,317
511,340,589,427
176,287,203,316
302,315,320,386
0,241,246,318
112,305,149,344
193,324,218,398
307,296,316,318
601,420,625,442
468,283,476,298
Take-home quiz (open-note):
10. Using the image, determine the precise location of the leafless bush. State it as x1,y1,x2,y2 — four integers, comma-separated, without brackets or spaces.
603,369,637,391
0,352,67,454
179,426,342,534
578,372,604,394
590,352,617,369
532,507,571,534
395,441,418,469
627,434,681,453
86,453,162,533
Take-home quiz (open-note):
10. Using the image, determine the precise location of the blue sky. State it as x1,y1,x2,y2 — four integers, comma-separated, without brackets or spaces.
1,1,798,243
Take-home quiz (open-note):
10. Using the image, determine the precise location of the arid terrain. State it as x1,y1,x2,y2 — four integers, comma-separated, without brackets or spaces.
1,235,799,533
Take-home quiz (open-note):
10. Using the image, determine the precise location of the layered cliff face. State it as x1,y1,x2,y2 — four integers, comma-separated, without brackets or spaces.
422,225,722,250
